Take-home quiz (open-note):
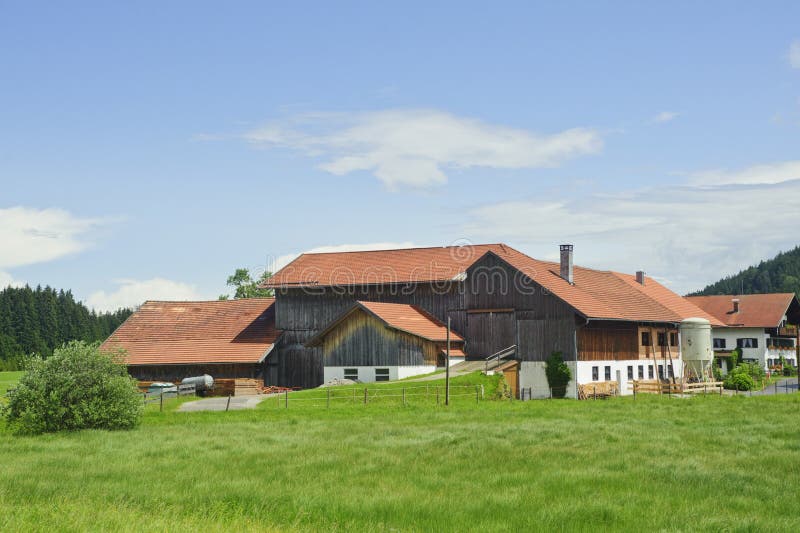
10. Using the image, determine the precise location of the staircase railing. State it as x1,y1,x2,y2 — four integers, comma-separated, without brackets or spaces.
485,345,517,373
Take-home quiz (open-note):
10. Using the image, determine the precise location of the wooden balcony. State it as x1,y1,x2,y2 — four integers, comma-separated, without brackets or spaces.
778,326,798,337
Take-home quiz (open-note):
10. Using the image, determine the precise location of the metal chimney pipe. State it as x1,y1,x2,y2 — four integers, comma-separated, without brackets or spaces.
560,244,574,284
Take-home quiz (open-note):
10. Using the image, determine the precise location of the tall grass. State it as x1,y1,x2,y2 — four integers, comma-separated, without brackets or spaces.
0,372,798,531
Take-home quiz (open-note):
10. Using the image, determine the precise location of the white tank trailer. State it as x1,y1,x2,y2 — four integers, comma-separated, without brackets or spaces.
679,318,713,381
181,374,214,392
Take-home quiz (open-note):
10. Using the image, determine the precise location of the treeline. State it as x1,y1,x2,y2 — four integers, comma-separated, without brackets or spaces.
0,285,132,370
690,245,800,296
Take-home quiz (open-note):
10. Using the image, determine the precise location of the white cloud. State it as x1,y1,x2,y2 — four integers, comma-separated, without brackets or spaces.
87,278,203,313
0,271,24,289
270,241,419,273
690,160,800,186
789,40,800,69
0,206,100,269
653,111,679,123
463,179,800,294
244,109,602,190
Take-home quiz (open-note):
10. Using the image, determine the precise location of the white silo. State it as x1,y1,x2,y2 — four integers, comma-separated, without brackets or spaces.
679,317,713,381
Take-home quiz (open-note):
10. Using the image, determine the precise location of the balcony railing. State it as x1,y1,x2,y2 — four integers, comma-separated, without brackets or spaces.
778,326,798,337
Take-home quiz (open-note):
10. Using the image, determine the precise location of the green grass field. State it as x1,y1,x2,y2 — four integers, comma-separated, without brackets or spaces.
1,370,799,531
0,371,22,397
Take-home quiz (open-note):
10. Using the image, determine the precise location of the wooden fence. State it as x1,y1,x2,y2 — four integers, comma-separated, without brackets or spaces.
270,384,485,409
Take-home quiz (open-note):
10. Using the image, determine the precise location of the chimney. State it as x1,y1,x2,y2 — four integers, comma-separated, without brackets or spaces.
732,298,740,313
560,244,574,284
635,271,645,285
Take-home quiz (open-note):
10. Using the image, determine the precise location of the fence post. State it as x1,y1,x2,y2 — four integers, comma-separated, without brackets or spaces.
633,382,637,400
364,387,368,405
285,389,288,409
593,386,596,400
481,385,484,400
476,385,479,403
775,382,778,394
436,386,440,405
226,394,231,412
327,387,330,408
142,392,147,405
403,387,406,406
353,387,356,404
160,391,163,412
549,387,553,399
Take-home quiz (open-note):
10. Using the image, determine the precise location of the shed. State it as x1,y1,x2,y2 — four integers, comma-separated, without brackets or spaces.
101,298,281,383
306,301,465,383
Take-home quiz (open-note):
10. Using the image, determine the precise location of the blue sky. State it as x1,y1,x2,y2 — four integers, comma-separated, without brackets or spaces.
2,1,800,310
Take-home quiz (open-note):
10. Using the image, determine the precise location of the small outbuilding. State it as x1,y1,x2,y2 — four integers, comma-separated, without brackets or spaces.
101,298,282,383
306,301,465,383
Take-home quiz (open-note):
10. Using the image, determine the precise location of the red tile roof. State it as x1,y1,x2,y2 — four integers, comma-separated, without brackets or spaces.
495,250,724,325
100,299,281,365
307,301,464,346
685,293,797,327
265,244,513,287
267,243,720,325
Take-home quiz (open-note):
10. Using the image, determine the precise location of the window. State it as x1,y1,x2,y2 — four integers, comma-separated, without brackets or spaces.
604,366,611,381
627,366,634,380
668,365,674,378
713,338,726,350
375,368,390,382
343,368,358,381
641,331,651,346
638,365,644,379
670,332,678,347
657,332,667,347
736,338,759,349
648,365,654,379
658,365,664,379
591,366,599,381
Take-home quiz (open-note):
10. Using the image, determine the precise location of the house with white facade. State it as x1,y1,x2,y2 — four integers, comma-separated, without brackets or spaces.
685,294,800,372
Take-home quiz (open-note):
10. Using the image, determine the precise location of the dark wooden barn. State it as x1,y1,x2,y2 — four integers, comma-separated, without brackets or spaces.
263,243,722,396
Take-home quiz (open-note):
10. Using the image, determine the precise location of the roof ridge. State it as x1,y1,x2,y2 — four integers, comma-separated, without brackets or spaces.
301,243,507,256
143,298,275,304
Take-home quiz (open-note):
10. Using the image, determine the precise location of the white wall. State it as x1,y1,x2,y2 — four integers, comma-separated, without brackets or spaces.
519,359,684,398
711,327,771,369
324,365,435,383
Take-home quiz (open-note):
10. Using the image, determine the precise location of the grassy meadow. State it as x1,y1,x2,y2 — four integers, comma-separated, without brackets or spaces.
1,370,799,531
0,371,22,397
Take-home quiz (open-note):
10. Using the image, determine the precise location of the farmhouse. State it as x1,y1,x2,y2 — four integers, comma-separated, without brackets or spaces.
685,293,800,372
264,243,721,397
101,298,281,383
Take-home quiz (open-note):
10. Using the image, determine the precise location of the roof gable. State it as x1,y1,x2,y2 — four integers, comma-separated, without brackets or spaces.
306,301,464,346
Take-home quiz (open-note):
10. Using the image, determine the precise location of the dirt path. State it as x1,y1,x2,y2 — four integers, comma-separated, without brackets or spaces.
177,394,276,412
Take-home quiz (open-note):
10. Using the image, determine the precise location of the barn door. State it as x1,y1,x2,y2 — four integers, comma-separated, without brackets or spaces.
466,311,516,358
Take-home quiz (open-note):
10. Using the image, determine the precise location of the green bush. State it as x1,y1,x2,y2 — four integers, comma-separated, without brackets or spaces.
723,365,755,391
2,341,142,435
545,351,571,399
783,365,797,377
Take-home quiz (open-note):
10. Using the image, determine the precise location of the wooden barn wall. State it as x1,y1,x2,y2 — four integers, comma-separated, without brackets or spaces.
576,321,639,361
264,330,322,390
321,310,438,367
128,363,261,382
275,284,467,336
465,254,577,361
